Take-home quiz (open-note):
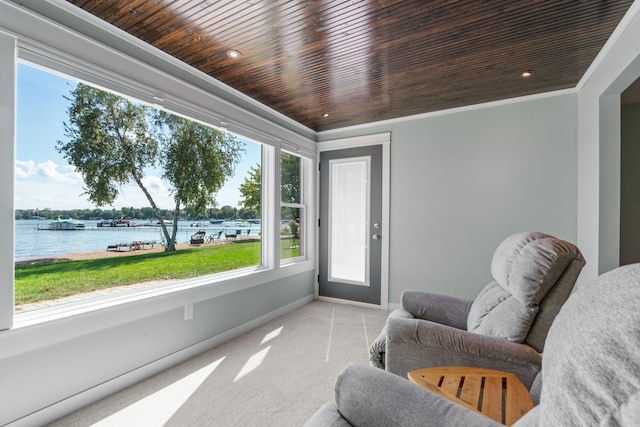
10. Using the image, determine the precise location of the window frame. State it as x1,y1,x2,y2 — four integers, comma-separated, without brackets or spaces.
0,30,15,332
0,3,316,337
280,150,312,264
14,59,272,305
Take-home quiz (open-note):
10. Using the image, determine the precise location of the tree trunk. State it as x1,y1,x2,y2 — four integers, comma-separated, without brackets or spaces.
130,171,176,251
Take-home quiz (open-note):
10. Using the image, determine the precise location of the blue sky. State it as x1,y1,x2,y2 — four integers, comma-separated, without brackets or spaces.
15,63,260,211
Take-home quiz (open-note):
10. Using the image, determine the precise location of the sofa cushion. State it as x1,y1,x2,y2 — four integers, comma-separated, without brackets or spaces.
538,264,640,426
467,281,538,342
334,364,498,427
467,232,580,342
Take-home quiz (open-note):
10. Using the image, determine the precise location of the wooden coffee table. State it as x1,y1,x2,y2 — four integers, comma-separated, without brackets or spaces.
408,367,534,426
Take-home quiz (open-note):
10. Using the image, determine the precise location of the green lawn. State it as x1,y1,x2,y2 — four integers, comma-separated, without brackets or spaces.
15,238,301,305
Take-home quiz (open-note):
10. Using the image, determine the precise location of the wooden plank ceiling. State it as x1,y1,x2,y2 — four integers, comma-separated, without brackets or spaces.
66,0,633,132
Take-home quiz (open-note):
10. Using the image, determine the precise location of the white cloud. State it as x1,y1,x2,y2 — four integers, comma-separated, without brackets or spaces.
15,160,242,210
38,160,83,183
15,159,36,178
16,159,82,184
142,175,168,191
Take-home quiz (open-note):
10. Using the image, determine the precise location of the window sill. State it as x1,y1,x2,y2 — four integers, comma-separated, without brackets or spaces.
1,259,315,359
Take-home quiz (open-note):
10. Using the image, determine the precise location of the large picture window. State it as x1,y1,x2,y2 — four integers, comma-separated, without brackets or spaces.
14,62,265,314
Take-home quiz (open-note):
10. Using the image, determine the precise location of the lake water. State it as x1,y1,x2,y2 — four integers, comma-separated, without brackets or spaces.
14,219,263,261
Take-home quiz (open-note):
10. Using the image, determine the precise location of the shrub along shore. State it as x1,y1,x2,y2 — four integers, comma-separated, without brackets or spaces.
15,242,196,266
15,238,298,306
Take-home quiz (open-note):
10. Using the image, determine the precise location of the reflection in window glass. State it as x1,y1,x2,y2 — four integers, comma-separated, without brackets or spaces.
281,152,304,261
281,152,300,203
14,62,262,313
281,206,302,259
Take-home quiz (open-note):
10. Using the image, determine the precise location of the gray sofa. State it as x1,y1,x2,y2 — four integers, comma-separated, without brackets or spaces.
370,232,585,387
304,263,640,426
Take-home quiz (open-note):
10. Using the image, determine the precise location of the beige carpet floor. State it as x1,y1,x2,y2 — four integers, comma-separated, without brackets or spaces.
48,300,389,427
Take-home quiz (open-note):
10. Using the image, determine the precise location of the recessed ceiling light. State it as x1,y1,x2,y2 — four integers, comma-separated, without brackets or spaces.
226,50,242,59
522,70,532,78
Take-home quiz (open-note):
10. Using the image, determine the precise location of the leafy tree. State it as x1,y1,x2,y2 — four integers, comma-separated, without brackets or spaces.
219,205,238,220
281,152,301,238
281,152,300,204
237,207,257,220
238,152,301,223
58,83,244,251
140,207,154,220
238,152,301,236
238,163,261,216
154,111,244,245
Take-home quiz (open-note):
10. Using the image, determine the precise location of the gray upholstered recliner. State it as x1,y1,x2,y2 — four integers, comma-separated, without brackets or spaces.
304,263,640,426
370,232,585,388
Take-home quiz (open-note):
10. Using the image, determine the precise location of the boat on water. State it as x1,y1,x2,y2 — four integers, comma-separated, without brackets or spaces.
97,218,133,227
49,217,86,230
209,219,224,224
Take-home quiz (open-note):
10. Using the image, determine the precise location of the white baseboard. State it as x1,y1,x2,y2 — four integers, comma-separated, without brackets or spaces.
314,296,400,312
8,295,315,427
316,295,388,310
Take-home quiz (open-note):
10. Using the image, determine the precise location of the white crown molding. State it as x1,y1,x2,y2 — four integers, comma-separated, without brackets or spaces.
7,0,637,144
316,132,391,152
576,0,640,91
317,88,577,139
4,0,316,144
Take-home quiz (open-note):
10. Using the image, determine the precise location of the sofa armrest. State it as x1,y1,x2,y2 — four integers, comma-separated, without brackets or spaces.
335,364,500,427
401,290,473,329
303,402,354,427
385,318,542,388
369,308,415,368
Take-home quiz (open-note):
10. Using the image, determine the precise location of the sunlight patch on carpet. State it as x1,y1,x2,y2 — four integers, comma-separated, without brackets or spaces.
234,346,271,382
261,326,283,345
93,357,225,426
362,313,370,348
325,307,335,362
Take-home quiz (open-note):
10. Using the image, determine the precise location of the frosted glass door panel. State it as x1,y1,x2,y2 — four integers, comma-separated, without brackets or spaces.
328,157,370,286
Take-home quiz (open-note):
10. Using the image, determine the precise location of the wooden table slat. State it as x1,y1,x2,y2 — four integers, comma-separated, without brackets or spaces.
505,376,534,425
459,374,482,408
408,367,534,426
440,374,462,396
422,373,444,387
481,375,504,422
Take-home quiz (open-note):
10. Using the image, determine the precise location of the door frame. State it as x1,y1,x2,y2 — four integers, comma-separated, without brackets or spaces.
316,132,390,309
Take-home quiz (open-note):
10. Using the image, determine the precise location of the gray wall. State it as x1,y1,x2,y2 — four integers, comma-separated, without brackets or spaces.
0,3,317,423
621,102,640,265
319,93,579,301
0,271,314,425
577,4,640,282
5,0,640,424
